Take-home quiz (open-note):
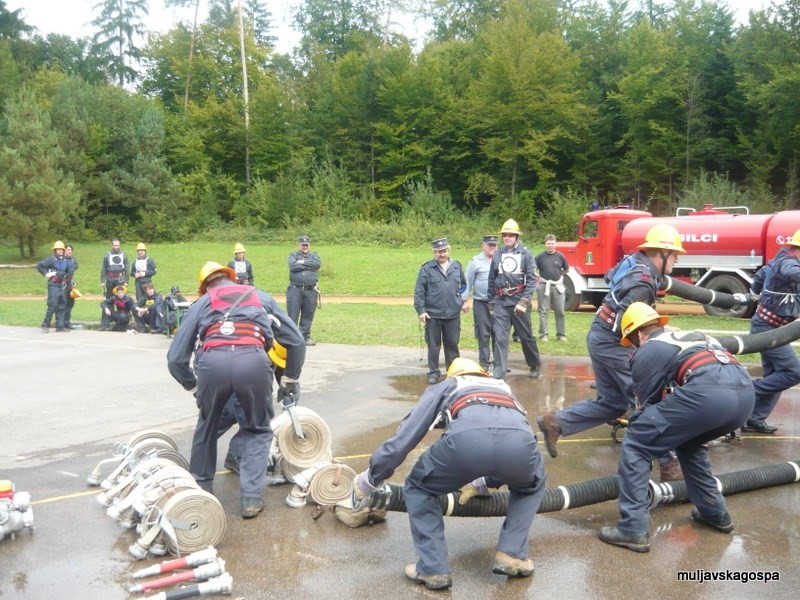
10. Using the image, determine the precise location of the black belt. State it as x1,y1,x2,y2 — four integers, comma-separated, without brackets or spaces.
292,284,317,290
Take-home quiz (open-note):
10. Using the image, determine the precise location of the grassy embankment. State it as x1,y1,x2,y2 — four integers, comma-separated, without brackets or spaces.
0,242,754,357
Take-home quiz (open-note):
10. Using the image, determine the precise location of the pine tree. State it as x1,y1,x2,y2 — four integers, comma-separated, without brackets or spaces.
0,87,80,258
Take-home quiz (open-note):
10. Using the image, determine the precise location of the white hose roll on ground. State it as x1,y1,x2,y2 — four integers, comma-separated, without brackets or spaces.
159,489,227,555
272,407,333,470
308,463,356,506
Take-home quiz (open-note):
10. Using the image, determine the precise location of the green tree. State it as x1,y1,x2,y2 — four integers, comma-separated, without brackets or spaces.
0,87,80,257
91,0,150,87
469,0,589,198
0,0,32,40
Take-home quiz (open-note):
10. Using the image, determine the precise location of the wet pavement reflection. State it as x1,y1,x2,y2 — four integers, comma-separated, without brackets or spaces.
0,327,797,600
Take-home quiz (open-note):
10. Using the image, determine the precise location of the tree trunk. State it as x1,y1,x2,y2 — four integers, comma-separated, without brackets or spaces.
184,0,200,110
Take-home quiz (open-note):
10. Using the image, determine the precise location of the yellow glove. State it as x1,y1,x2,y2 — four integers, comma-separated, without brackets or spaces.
458,477,489,505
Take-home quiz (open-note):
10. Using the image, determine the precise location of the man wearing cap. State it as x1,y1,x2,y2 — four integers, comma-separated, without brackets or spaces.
740,229,800,434
287,236,322,346
228,243,254,286
131,242,158,301
464,235,498,371
100,239,129,299
534,234,570,342
164,285,189,333
488,220,541,379
414,238,468,385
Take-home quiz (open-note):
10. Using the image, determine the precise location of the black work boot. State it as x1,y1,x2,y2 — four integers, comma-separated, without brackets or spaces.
691,507,734,533
224,452,240,474
598,526,650,553
241,496,265,519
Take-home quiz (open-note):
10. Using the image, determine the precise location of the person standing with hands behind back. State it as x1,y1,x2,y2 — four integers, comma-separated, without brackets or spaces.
287,236,321,346
464,235,498,371
534,234,570,342
414,238,468,385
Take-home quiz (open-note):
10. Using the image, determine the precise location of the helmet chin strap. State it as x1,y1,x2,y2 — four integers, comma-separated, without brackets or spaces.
659,250,671,278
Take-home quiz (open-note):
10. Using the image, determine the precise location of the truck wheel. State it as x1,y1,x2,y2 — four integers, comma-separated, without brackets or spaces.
564,277,581,312
702,275,756,319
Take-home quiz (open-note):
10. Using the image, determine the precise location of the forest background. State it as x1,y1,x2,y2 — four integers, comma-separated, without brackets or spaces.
1,0,799,258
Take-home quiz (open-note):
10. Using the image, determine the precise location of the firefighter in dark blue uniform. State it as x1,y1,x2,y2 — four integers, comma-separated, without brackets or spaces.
598,303,754,552
287,236,321,345
414,238,468,384
167,262,306,519
537,224,685,481
36,240,70,332
353,358,546,590
487,219,541,379
741,230,800,434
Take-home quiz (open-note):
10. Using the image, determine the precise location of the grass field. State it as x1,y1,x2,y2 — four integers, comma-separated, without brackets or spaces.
0,241,758,358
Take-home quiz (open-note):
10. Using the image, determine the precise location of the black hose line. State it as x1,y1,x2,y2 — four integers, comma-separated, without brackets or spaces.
716,320,800,355
660,276,751,309
367,460,800,516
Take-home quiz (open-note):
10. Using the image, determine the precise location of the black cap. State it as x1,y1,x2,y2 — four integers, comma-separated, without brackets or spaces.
171,286,180,293
483,235,498,244
298,236,310,244
432,238,449,251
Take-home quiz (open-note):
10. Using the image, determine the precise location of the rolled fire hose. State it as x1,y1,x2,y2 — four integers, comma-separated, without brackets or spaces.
272,407,332,480
113,467,200,527
99,436,182,490
131,489,226,559
357,459,800,516
661,276,751,310
308,463,356,506
87,430,179,486
98,457,188,508
0,493,34,541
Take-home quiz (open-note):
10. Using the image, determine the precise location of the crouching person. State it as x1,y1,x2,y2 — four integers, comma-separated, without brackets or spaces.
353,358,546,590
100,285,136,331
599,303,755,553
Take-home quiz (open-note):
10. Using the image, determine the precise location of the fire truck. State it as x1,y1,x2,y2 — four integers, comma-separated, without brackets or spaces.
554,203,800,318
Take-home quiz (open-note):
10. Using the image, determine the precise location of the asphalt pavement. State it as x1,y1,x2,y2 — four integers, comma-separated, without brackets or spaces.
0,325,798,600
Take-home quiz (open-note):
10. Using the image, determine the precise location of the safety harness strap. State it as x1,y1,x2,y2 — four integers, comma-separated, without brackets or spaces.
756,305,792,328
449,392,526,418
202,321,268,350
675,350,737,386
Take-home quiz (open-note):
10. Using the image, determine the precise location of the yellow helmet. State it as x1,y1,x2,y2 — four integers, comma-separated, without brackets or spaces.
446,357,489,378
785,229,800,247
620,302,669,346
70,287,83,299
136,242,147,251
197,261,236,295
499,219,522,236
52,240,65,250
113,284,127,294
234,243,246,253
637,224,686,254
268,341,287,369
